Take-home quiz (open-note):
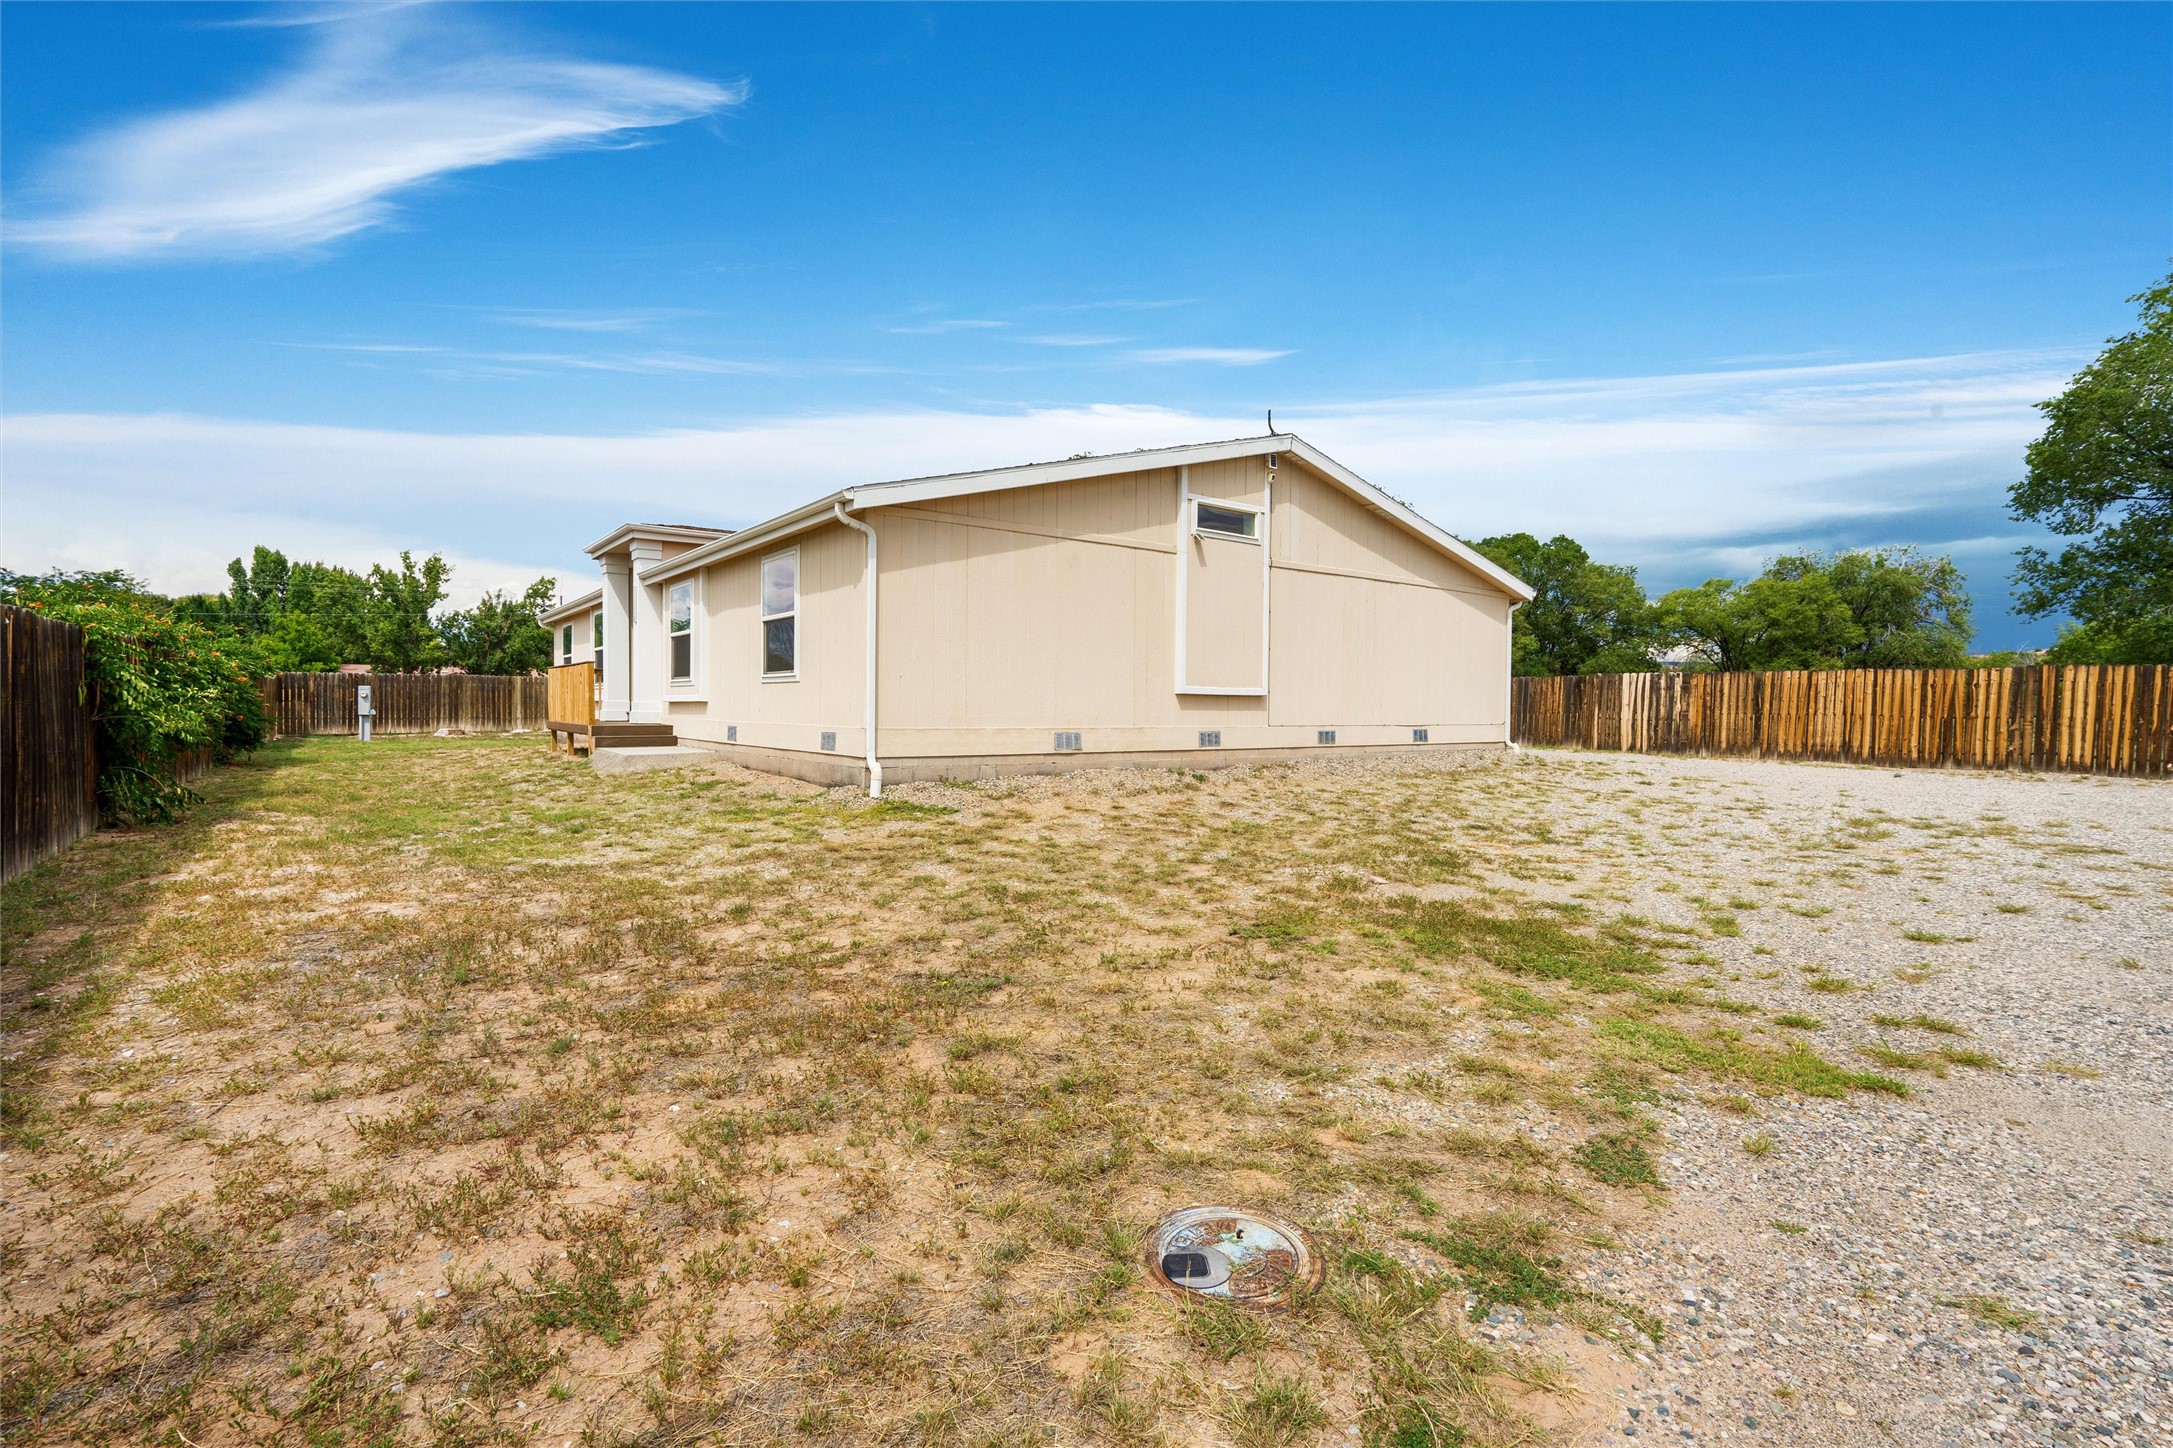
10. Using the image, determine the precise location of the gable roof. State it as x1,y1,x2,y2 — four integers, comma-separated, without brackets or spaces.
539,587,602,627
583,521,732,558
638,434,1534,601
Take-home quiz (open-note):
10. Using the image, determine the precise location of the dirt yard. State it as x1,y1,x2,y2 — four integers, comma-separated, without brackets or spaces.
2,739,2165,1448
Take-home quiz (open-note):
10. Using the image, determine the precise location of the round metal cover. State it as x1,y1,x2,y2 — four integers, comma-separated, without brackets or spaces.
1146,1206,1320,1307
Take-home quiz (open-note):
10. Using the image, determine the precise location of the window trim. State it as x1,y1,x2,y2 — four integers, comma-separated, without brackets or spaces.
560,622,574,665
666,581,696,685
1192,496,1263,543
760,546,800,681
592,611,603,673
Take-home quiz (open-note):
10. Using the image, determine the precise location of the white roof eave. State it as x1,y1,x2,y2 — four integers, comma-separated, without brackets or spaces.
538,588,602,626
629,433,1533,602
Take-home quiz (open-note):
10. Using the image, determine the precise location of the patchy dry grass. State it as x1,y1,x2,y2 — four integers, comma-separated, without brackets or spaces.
2,738,1909,1447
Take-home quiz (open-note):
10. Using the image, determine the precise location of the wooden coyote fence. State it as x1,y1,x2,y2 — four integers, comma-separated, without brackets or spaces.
3,605,98,881
1512,665,2173,777
266,672,548,738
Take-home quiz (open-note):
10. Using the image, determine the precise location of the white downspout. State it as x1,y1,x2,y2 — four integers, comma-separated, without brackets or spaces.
1505,600,1522,752
833,502,883,798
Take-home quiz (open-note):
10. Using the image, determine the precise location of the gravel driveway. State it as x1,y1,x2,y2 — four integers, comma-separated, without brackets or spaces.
1498,752,2171,1448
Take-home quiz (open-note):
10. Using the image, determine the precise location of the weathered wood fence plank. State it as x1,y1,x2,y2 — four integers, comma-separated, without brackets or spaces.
2,605,99,881
1510,665,2171,777
265,673,548,737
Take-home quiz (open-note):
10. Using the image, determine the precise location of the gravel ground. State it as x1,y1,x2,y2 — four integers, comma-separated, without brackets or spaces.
1488,751,2172,1448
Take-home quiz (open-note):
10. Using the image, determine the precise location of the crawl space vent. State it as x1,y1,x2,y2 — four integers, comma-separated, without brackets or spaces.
1317,729,1337,745
1053,731,1083,752
1198,730,1222,748
820,731,837,752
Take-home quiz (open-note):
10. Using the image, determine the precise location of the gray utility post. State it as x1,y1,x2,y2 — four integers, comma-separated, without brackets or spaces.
357,683,374,743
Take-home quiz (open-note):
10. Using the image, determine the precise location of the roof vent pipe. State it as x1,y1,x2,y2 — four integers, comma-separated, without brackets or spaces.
832,502,884,798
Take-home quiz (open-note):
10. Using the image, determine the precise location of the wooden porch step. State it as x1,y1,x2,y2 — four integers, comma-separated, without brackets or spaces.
590,722,678,749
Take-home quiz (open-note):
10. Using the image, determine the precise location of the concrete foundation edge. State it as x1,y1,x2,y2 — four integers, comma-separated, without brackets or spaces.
666,739,1507,788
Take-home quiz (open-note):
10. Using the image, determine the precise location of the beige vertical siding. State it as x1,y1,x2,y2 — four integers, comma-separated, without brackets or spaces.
1185,534,1266,690
861,453,1510,755
667,520,867,755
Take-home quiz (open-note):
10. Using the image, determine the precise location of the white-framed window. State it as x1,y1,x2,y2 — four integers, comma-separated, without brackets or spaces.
592,612,603,672
1193,498,1261,541
761,548,798,678
560,623,574,664
667,583,694,682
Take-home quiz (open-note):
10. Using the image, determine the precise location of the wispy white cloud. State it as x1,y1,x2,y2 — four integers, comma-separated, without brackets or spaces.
485,308,696,334
1128,346,1294,366
884,319,1011,335
467,350,781,376
8,8,740,260
277,340,791,376
278,340,446,354
1024,333,1130,348
1030,298,1195,313
0,349,2078,610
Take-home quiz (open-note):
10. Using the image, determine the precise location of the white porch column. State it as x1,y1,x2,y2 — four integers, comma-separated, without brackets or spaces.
599,556,633,722
628,540,667,724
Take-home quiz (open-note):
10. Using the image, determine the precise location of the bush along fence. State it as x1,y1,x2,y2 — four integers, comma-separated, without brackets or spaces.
1,606,223,880
265,671,548,737
1512,665,2173,777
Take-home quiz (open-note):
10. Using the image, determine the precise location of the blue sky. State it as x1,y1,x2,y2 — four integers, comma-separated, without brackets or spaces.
4,2,2167,648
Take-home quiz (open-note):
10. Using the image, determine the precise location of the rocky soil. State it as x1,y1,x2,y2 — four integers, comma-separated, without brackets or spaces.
1492,753,2171,1448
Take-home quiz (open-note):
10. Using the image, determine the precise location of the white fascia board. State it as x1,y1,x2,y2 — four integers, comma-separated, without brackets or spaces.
582,522,731,559
843,434,1288,510
538,588,602,626
637,494,848,585
1279,438,1535,602
626,432,1533,602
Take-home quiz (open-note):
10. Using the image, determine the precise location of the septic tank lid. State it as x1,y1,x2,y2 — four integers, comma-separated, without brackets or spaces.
1146,1205,1321,1308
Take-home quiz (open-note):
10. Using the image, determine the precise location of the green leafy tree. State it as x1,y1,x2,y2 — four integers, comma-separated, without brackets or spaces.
1472,532,1661,675
363,551,450,672
438,577,558,675
0,570,268,823
225,545,291,636
176,551,375,669
1797,548,1971,667
1657,571,1855,672
2009,271,2173,663
1659,548,1974,671
265,563,372,670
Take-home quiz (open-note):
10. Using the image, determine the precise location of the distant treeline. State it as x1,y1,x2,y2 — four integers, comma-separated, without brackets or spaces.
1472,538,1991,678
171,546,557,675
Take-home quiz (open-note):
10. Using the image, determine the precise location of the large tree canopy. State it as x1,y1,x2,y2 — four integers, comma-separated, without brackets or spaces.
1656,548,1973,673
1472,532,1660,676
2010,272,2173,663
439,578,558,676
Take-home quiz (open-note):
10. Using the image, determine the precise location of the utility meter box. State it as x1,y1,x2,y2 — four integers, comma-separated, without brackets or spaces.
356,684,375,743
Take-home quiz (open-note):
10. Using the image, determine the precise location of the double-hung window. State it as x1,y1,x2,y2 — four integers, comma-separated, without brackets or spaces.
592,613,603,672
667,584,694,682
762,549,798,678
1193,499,1261,541
560,623,574,664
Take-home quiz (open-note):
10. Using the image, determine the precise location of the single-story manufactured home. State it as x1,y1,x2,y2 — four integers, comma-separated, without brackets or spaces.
538,433,1531,792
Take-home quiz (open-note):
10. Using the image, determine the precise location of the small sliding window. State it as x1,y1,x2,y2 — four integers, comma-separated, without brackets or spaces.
1193,499,1261,541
